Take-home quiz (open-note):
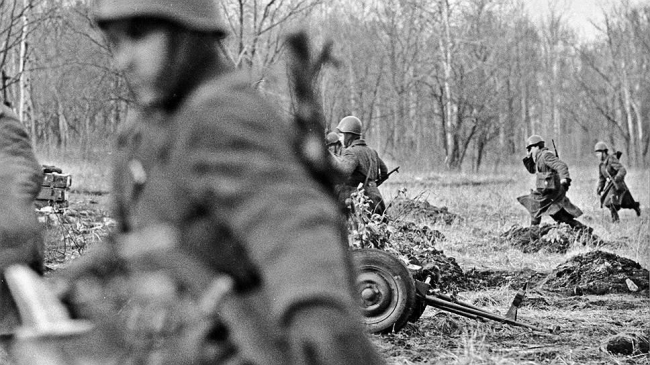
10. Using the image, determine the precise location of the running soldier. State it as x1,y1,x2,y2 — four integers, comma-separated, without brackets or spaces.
517,135,590,231
54,1,385,364
594,141,641,222
331,116,388,216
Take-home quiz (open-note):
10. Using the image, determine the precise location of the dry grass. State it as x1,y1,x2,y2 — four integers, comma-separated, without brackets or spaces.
377,162,649,364
36,152,649,365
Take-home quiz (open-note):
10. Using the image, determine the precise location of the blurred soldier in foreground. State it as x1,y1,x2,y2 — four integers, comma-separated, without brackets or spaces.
0,103,43,353
325,131,342,156
594,141,641,222
331,116,388,215
517,135,590,232
48,1,384,364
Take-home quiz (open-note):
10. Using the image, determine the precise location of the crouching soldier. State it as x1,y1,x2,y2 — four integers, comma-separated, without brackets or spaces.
517,135,590,232
594,141,641,222
331,116,388,216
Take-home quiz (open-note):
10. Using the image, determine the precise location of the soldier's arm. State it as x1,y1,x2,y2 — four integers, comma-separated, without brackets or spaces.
173,88,356,323
0,106,43,270
0,106,43,202
608,156,626,183
523,155,535,174
542,151,570,181
331,149,358,177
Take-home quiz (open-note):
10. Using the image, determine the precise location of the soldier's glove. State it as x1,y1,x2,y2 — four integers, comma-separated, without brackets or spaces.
560,178,571,192
286,305,385,365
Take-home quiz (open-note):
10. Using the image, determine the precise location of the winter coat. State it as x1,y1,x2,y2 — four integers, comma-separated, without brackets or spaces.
596,154,634,209
0,104,43,335
517,147,582,219
332,139,388,215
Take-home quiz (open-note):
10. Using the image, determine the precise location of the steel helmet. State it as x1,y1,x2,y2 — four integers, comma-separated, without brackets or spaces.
325,132,339,146
336,116,362,135
594,141,609,152
92,0,228,35
526,135,545,148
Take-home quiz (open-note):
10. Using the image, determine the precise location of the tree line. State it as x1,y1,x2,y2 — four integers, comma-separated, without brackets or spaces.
1,0,648,170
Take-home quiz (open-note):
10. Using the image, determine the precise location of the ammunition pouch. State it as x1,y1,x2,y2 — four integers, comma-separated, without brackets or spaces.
536,171,558,194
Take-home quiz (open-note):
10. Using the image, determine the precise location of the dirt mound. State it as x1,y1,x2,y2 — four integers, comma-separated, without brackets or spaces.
539,250,649,295
464,267,548,290
501,223,603,254
387,195,461,225
406,248,468,293
359,220,467,292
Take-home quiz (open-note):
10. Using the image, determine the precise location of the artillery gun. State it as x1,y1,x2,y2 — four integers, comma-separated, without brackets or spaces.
352,248,556,334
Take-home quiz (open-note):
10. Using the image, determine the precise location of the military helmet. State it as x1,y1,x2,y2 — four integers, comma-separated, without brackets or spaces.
336,116,362,135
325,132,339,146
92,0,228,35
526,135,545,148
594,141,609,152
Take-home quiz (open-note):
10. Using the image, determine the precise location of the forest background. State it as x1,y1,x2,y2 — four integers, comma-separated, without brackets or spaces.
1,0,649,173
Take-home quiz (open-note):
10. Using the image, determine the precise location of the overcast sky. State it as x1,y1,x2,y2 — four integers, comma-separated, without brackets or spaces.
523,0,649,42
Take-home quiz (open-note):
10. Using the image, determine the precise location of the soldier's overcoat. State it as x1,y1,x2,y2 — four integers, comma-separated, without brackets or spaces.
517,147,582,219
333,139,388,215
596,154,635,209
110,72,358,355
0,104,43,334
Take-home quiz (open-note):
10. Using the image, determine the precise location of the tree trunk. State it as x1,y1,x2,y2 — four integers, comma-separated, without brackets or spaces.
440,0,456,169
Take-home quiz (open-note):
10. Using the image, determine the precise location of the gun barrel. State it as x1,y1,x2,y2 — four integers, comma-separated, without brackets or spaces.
423,294,552,333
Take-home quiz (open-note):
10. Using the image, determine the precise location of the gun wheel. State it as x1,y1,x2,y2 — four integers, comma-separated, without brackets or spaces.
352,249,416,333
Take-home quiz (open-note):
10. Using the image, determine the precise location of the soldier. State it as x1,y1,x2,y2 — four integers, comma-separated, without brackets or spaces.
0,103,43,351
517,135,590,231
325,131,342,156
56,1,385,364
331,116,388,216
594,141,641,222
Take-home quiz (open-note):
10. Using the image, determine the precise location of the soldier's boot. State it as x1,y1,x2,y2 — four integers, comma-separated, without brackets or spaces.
610,207,620,223
633,202,641,217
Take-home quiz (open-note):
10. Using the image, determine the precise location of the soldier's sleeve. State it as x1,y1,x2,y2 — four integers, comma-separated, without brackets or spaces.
0,106,43,270
523,155,535,174
0,106,43,202
172,86,356,322
608,156,626,183
331,149,358,177
542,151,570,180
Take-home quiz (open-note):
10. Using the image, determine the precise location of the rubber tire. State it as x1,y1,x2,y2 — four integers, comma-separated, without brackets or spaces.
352,249,416,333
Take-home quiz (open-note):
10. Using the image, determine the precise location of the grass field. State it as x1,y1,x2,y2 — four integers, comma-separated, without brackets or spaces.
36,149,650,364
375,164,649,364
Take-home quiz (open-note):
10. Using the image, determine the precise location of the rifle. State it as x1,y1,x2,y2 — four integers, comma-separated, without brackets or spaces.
551,139,559,158
376,166,400,186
